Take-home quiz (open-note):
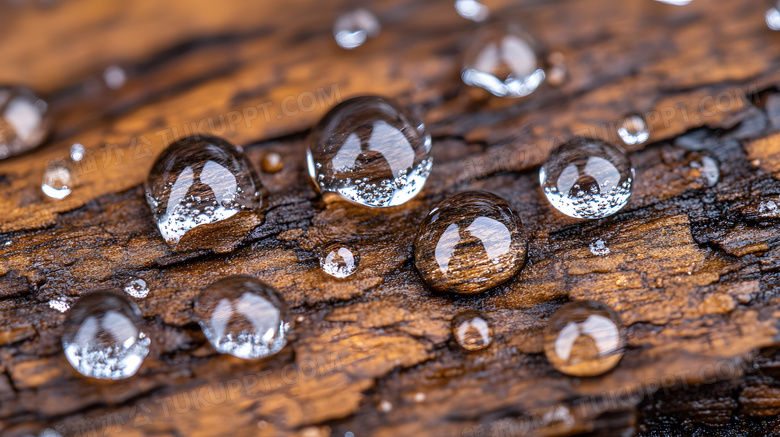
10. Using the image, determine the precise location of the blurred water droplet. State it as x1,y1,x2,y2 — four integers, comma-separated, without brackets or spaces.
319,242,360,278
690,154,720,187
655,0,693,5
546,51,567,87
103,65,127,90
540,137,634,219
0,85,51,159
62,291,150,380
333,8,380,49
195,275,290,360
617,115,649,145
48,298,70,313
543,300,626,377
455,0,489,22
41,158,74,200
261,151,284,173
415,191,527,294
70,143,85,161
462,22,547,98
378,400,393,412
768,5,780,31
124,278,150,298
307,96,432,207
589,238,610,256
452,310,493,351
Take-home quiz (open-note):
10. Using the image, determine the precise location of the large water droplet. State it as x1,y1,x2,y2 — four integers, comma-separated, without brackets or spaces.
195,275,290,360
145,135,264,251
540,137,634,219
461,22,547,98
319,242,360,278
452,310,493,351
543,300,626,377
307,96,433,207
41,158,74,200
0,85,51,159
333,8,381,49
124,277,150,299
617,114,649,146
61,291,150,380
414,191,527,294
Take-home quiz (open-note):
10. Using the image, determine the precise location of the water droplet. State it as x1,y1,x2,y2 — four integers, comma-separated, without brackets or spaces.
61,291,150,380
760,200,778,213
690,154,719,187
413,392,426,402
319,242,360,278
543,300,626,377
452,310,493,351
48,298,70,313
145,135,264,250
103,65,127,90
540,137,634,219
124,278,150,298
307,96,433,207
462,22,547,98
768,5,780,31
195,275,290,360
41,158,74,200
0,85,51,159
617,114,649,145
455,0,489,22
261,151,284,173
333,8,380,49
589,238,610,256
69,142,85,161
378,399,393,412
546,51,567,87
655,0,692,5
414,191,527,294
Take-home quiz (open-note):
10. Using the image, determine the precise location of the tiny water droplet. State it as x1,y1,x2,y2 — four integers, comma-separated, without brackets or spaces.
540,137,634,219
261,151,284,173
41,158,74,200
61,291,150,380
145,135,264,250
0,85,51,160
48,298,70,313
103,65,127,90
124,278,150,298
333,8,380,49
546,51,567,87
195,275,290,360
690,154,720,187
589,238,610,256
378,399,393,412
413,392,426,402
414,191,527,294
617,114,649,145
319,242,360,278
461,22,547,98
543,300,626,377
307,96,432,207
452,310,493,351
455,0,489,22
768,4,780,31
70,142,85,161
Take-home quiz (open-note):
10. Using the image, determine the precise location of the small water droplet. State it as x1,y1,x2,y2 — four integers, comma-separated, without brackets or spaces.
41,158,74,200
0,85,51,160
414,191,527,294
690,154,720,187
195,275,290,360
455,0,489,22
124,278,150,298
540,137,634,219
61,291,150,380
378,399,393,412
461,22,547,98
48,298,70,313
70,142,85,161
333,8,380,49
413,392,426,402
543,300,626,377
307,96,433,207
103,65,127,90
768,5,780,31
617,114,649,145
261,151,284,173
145,135,264,249
452,310,493,351
319,242,360,278
546,51,567,87
589,238,610,256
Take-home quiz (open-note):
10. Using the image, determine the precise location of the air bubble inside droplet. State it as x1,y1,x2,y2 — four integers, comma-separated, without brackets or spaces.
319,242,360,278
452,310,493,351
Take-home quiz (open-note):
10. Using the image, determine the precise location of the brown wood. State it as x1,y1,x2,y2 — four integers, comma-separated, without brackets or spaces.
1,0,780,435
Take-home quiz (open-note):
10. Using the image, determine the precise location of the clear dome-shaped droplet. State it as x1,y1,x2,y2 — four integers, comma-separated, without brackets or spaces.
461,22,547,98
0,85,51,160
452,310,493,351
195,275,290,360
414,191,527,294
543,300,626,377
333,8,381,49
540,137,634,219
145,135,264,252
307,96,433,207
41,158,74,200
319,242,360,278
61,291,150,380
617,114,649,146
124,277,149,299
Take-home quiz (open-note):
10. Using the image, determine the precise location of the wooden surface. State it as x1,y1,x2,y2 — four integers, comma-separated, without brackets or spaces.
1,0,780,435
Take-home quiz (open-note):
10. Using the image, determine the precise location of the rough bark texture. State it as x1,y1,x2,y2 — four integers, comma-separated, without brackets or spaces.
1,0,780,436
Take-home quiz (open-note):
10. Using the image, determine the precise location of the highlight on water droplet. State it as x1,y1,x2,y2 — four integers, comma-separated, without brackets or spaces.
61,291,150,380
307,96,433,208
540,137,634,219
319,242,360,278
455,0,489,22
333,8,381,49
124,277,150,299
414,191,527,294
452,310,493,351
543,300,626,377
616,114,649,146
195,275,290,360
41,158,74,200
0,84,51,159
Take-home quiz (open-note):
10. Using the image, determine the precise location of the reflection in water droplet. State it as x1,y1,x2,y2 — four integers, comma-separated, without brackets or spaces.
70,143,85,162
333,8,381,49
41,158,74,200
543,300,626,377
307,96,432,207
452,310,493,351
124,278,150,298
195,276,290,360
261,151,284,173
455,0,489,22
414,191,527,294
589,238,610,256
145,135,263,249
690,154,719,187
617,115,649,146
61,291,150,380
319,242,360,278
540,137,634,219
462,22,547,98
0,85,51,159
